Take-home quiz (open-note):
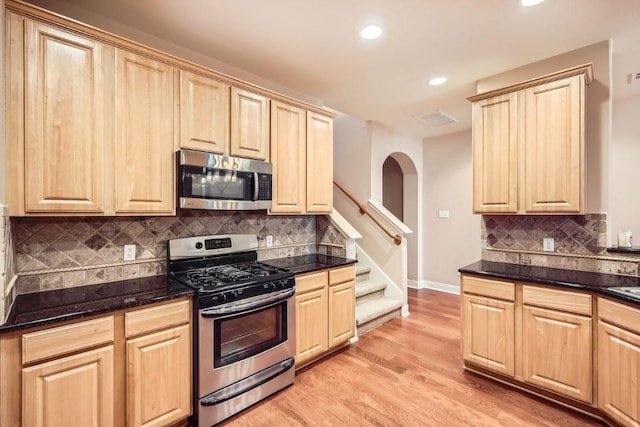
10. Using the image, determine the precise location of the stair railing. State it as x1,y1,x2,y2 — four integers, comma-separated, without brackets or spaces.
333,180,402,245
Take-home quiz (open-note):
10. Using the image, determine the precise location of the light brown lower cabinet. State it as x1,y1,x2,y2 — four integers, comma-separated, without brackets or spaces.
22,346,115,427
0,298,192,427
521,286,593,403
460,275,515,376
461,273,640,426
598,298,640,427
295,265,355,368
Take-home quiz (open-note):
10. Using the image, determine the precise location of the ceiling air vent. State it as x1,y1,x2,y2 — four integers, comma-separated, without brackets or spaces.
413,111,458,127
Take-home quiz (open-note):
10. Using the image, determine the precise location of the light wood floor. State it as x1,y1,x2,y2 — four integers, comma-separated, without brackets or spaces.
221,289,604,426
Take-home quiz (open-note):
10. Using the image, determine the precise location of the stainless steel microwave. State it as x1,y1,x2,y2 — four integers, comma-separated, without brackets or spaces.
177,150,272,210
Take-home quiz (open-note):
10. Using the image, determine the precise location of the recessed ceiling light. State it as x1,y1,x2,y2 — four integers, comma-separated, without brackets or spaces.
429,76,448,86
521,0,544,6
360,24,382,40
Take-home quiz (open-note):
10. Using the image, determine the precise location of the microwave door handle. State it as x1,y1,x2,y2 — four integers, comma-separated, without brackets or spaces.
253,172,259,201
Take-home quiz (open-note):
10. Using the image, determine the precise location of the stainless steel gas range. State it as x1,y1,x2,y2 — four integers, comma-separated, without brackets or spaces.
168,234,295,426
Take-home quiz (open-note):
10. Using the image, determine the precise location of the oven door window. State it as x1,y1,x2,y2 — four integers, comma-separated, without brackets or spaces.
214,301,287,368
180,165,254,200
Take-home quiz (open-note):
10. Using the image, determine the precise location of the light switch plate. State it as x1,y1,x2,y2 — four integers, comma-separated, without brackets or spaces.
438,210,450,219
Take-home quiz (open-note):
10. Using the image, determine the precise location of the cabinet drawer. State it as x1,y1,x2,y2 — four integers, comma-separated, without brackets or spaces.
599,298,640,333
461,275,515,301
329,265,355,286
125,299,191,338
522,285,591,316
22,316,114,364
296,271,328,294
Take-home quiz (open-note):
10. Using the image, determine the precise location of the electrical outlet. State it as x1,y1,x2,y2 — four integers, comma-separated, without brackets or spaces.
124,244,136,261
438,210,450,219
265,235,273,247
543,238,554,252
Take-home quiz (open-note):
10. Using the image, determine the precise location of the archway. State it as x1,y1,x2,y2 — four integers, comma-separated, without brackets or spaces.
382,152,419,285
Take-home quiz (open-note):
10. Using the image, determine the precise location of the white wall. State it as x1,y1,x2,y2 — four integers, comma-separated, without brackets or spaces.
611,93,640,237
333,114,372,202
423,130,481,288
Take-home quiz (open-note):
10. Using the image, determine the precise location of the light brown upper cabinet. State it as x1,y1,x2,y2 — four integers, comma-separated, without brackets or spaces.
468,64,593,214
270,101,307,214
231,87,270,160
114,50,175,214
7,12,176,216
306,111,334,213
270,102,334,214
179,70,230,154
8,16,111,214
6,0,335,216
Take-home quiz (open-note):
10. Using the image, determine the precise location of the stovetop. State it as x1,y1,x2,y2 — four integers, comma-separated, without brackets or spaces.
167,234,296,308
174,261,293,293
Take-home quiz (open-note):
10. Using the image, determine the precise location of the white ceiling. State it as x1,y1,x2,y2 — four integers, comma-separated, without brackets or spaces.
26,0,640,139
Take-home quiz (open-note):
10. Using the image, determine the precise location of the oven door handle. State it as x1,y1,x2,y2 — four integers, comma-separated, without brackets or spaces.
200,288,294,317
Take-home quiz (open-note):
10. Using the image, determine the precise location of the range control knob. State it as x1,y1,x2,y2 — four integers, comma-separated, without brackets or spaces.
218,293,227,302
195,242,203,250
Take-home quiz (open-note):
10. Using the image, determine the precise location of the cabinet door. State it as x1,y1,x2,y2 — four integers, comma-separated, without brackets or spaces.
22,346,114,427
461,293,515,376
179,70,229,154
230,87,269,160
522,305,592,403
523,75,584,213
598,301,640,427
328,280,355,347
471,92,518,213
115,50,175,214
24,20,109,213
295,288,328,366
126,324,191,427
306,112,333,213
270,101,306,213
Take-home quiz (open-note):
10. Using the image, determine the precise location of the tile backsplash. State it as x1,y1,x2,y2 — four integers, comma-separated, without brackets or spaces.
12,210,346,294
481,213,640,277
1,206,17,321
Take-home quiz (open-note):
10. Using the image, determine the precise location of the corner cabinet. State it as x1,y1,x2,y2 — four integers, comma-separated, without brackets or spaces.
270,101,334,215
0,298,192,427
469,64,593,214
295,265,355,368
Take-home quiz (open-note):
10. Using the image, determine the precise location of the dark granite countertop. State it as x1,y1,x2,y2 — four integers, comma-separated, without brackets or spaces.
459,260,640,305
263,254,357,275
0,276,194,333
1,254,355,334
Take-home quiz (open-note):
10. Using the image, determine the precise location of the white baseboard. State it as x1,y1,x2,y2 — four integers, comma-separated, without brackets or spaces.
408,279,460,295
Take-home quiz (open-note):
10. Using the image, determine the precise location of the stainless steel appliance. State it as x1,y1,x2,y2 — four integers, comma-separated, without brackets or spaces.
168,234,295,426
177,149,273,211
